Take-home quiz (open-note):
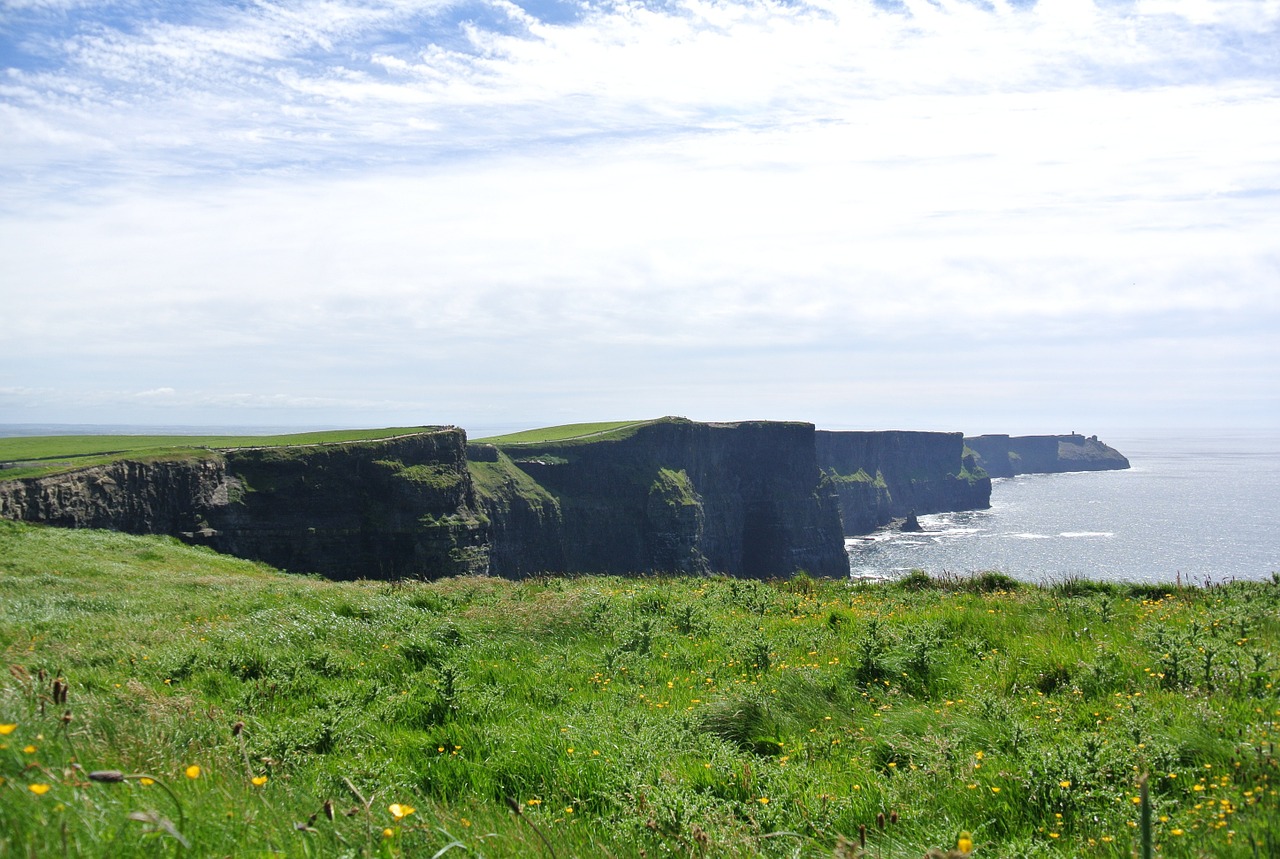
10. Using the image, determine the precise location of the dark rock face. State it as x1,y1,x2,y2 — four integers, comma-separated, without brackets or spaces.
0,458,227,535
206,430,488,580
464,445,566,578
0,429,489,581
815,430,991,535
965,433,1130,478
473,419,849,579
3,422,1126,581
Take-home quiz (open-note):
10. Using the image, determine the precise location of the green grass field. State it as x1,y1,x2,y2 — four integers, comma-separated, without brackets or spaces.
473,421,652,445
0,428,434,481
2,520,1277,857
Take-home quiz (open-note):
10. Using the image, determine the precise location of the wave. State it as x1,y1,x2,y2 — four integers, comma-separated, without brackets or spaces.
1060,531,1114,538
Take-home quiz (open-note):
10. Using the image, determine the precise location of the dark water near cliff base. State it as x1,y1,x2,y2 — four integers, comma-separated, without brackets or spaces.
846,430,1280,585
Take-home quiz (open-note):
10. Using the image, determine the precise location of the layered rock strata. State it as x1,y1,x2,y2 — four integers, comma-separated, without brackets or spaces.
471,419,849,579
1,422,1127,580
814,430,992,533
964,433,1130,478
0,429,488,580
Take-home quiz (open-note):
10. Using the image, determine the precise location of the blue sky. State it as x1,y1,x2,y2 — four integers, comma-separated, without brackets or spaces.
1,0,1277,436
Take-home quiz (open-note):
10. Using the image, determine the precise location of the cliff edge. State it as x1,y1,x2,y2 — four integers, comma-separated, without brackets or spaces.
470,418,849,579
0,428,488,580
815,430,992,534
0,422,1131,580
964,433,1130,478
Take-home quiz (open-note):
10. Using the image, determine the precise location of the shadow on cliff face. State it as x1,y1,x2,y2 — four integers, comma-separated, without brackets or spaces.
472,419,848,579
1,421,1126,582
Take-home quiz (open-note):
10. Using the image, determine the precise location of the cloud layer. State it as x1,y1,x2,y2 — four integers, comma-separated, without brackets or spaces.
2,0,1278,430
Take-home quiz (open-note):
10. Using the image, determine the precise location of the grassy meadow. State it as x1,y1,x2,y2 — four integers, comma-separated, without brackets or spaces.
1,519,1278,857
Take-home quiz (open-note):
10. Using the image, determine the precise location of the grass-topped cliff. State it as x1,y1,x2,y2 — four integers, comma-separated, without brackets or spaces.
469,418,848,578
2,520,1277,857
0,428,488,580
0,428,433,481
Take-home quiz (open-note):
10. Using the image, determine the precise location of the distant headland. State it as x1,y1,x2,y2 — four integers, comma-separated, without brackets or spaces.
0,420,1128,581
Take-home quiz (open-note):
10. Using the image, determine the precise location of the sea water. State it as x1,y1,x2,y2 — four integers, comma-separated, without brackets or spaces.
846,430,1280,585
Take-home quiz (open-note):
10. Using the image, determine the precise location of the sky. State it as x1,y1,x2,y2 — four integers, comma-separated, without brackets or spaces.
1,0,1277,437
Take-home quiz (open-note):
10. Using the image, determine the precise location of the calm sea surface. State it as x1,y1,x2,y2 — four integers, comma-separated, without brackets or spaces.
846,430,1280,585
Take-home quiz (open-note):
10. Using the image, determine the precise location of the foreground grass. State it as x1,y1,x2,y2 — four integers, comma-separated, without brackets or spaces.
1,521,1277,858
0,428,432,480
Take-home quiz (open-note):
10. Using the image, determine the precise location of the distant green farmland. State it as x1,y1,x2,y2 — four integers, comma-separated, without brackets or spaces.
0,427,433,480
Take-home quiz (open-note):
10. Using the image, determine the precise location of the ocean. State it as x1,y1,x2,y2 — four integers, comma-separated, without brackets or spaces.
846,429,1280,585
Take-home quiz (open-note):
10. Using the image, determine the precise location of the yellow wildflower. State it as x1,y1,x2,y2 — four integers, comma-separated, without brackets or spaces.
0,724,16,735
1060,780,1072,789
139,777,155,786
251,776,268,786
389,803,415,822
957,831,973,852
29,784,51,795
185,765,201,779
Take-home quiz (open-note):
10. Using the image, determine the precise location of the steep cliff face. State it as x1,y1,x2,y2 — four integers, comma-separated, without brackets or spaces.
815,430,991,534
0,430,488,581
473,419,848,579
5,423,1118,581
465,444,565,578
207,430,488,580
0,457,227,535
965,434,1130,478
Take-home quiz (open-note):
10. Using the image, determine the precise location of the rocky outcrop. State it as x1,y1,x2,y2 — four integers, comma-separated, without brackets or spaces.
207,430,488,580
0,457,227,535
815,430,991,534
472,419,849,579
964,433,1130,478
0,429,488,581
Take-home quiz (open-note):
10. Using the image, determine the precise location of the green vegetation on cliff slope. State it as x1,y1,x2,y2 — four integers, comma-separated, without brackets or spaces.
2,520,1278,858
474,420,653,445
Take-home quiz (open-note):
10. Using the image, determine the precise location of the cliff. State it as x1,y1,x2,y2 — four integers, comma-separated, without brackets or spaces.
206,430,488,580
1,422,1127,580
0,429,488,580
0,456,227,535
814,430,991,534
470,418,849,579
964,433,1130,478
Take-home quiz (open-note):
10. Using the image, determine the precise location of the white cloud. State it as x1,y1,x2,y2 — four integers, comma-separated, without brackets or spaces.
1,0,1277,427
